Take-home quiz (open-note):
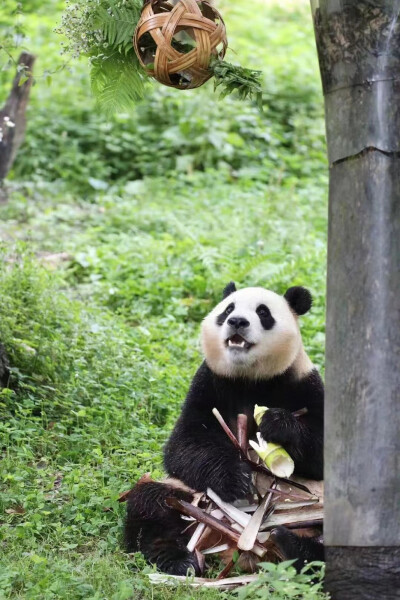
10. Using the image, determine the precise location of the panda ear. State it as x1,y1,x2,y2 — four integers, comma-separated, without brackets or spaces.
222,281,237,299
284,286,312,316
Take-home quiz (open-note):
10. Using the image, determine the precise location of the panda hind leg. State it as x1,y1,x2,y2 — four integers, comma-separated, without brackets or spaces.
124,479,201,576
270,526,324,572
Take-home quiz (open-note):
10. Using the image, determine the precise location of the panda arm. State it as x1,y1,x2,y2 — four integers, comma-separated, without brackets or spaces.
164,363,251,502
259,370,324,480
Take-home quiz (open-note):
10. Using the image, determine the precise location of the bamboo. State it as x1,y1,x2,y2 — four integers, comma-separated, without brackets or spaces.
206,488,250,528
148,573,258,589
237,413,248,453
166,497,266,557
187,522,206,552
212,408,311,494
217,558,236,580
262,508,323,530
238,484,276,551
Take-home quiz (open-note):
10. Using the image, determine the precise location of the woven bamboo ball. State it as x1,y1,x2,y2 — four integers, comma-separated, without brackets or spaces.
134,0,228,89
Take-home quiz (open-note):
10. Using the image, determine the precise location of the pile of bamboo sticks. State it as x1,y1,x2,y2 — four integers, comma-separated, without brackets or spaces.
148,408,324,589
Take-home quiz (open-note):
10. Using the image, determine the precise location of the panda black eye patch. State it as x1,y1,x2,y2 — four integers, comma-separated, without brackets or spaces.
256,304,275,330
216,302,235,326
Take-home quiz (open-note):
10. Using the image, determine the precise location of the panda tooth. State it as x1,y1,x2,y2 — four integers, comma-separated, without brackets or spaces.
239,341,245,348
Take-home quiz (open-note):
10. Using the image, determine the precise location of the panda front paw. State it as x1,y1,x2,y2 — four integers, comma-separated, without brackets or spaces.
208,459,252,502
156,545,201,576
259,407,302,449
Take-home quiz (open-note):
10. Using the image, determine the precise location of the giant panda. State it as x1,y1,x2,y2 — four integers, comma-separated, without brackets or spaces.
124,283,324,575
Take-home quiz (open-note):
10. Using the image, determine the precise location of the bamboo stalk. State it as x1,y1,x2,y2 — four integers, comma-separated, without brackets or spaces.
237,413,248,453
195,525,212,549
187,522,206,552
167,496,241,542
217,558,236,580
263,488,318,502
202,543,231,555
274,498,320,510
191,492,204,507
212,408,243,453
238,483,276,551
262,509,323,530
148,573,258,589
195,548,205,574
207,488,250,528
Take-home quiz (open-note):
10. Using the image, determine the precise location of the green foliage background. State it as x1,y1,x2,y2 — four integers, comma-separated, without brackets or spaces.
0,1,328,598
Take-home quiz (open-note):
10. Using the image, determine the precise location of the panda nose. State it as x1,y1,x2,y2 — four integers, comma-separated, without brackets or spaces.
227,316,250,329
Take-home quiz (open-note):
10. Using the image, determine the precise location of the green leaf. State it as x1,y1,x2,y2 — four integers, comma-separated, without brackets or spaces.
210,58,263,107
18,75,29,86
90,50,147,115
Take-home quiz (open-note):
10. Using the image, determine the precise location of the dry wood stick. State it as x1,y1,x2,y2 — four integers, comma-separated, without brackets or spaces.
166,497,266,557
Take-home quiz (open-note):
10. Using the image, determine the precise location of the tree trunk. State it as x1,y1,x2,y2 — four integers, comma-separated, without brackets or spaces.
0,51,36,200
310,1,400,598
0,344,10,388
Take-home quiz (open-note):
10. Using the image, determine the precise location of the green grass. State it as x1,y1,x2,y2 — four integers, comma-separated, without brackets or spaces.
0,0,329,598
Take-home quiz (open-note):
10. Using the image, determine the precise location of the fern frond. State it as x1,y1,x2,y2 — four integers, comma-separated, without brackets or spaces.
90,50,147,116
94,0,142,53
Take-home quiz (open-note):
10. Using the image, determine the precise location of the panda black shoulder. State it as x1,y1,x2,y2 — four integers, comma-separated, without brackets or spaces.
165,361,219,437
286,366,324,413
185,361,216,402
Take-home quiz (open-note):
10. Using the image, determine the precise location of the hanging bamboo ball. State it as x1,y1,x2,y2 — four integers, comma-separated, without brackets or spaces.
134,0,228,90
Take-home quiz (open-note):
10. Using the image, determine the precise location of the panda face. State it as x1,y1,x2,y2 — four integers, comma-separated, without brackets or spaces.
201,287,305,379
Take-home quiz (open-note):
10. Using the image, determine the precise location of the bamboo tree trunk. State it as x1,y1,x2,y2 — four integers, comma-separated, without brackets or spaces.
310,1,400,597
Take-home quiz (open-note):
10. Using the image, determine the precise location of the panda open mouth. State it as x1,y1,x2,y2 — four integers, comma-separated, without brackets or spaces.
225,334,253,350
